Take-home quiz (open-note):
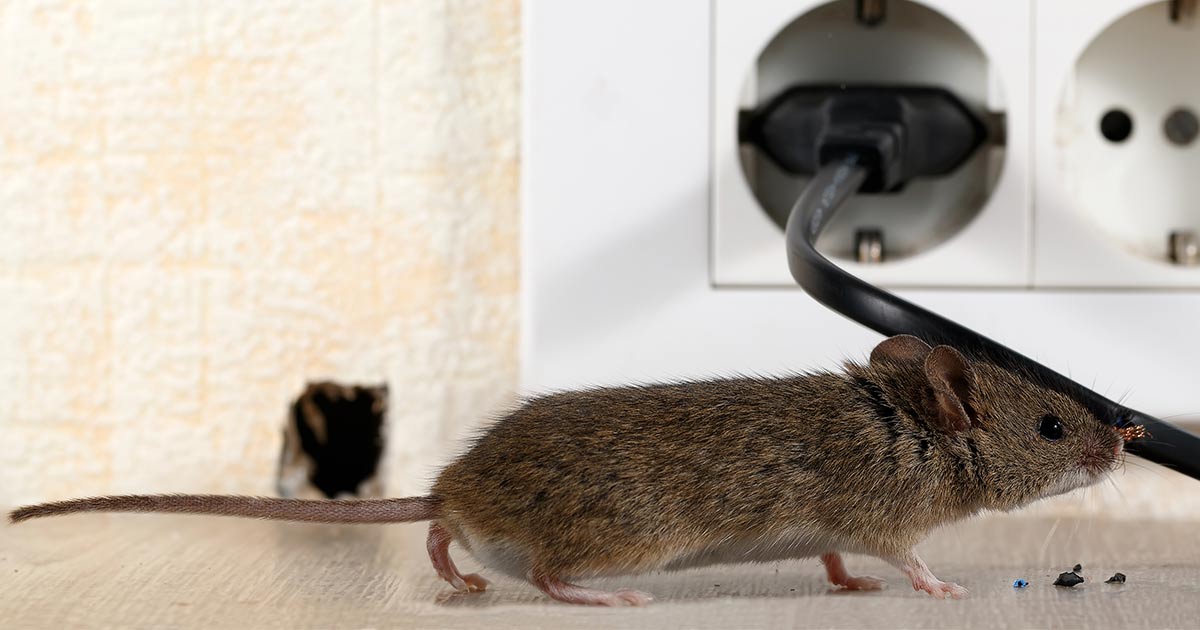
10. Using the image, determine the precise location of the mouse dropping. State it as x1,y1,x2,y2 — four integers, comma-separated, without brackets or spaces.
1053,571,1085,588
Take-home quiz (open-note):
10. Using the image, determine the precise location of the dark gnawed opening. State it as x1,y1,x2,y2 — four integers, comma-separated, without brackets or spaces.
276,381,388,499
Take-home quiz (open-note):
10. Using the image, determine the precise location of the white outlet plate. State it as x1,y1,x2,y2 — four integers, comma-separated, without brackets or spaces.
1035,0,1200,288
523,0,1200,420
712,0,1031,288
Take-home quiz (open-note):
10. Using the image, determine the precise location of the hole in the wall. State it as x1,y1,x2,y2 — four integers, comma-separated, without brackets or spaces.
277,381,388,499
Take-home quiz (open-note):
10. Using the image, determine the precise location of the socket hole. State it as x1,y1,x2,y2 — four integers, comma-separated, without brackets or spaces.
1100,109,1133,143
1164,107,1199,146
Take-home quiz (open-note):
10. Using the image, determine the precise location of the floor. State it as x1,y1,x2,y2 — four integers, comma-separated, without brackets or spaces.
4,511,1200,629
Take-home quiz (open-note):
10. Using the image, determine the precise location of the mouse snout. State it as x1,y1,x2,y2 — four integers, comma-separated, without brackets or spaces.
1080,435,1121,476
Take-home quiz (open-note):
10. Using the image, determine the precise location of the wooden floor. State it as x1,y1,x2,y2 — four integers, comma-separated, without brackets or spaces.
4,510,1200,629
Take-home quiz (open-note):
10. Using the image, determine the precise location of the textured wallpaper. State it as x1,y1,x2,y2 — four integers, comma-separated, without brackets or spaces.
0,0,520,503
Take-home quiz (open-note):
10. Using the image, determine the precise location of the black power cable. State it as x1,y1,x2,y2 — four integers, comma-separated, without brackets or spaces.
785,153,1200,480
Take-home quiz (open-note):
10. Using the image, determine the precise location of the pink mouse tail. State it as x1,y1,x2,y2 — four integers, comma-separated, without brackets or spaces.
9,494,442,524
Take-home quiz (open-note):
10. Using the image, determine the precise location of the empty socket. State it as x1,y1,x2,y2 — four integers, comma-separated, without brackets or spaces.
1056,1,1200,266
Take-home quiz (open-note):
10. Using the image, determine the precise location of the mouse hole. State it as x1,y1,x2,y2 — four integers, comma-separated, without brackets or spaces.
276,381,388,499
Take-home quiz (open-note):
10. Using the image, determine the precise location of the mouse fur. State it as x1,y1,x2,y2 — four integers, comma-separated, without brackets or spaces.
10,336,1126,606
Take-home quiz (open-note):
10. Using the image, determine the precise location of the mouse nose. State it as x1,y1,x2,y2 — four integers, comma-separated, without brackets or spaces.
1114,441,1123,457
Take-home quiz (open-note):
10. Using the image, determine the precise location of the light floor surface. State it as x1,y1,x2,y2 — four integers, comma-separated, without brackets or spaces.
3,510,1200,629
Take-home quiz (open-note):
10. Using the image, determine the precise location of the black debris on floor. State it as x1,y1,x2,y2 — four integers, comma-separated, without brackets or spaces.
1054,571,1085,588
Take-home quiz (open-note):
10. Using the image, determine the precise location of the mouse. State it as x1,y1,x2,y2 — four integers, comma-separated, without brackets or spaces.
10,335,1129,606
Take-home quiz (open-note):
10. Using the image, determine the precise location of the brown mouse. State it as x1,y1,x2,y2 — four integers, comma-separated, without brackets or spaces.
10,335,1127,606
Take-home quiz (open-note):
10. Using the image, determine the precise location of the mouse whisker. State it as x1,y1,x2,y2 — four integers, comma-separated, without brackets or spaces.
1104,475,1129,506
1063,515,1084,549
1037,517,1061,563
1119,458,1171,481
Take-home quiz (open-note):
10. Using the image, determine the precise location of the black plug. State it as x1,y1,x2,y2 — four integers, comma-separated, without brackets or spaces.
739,86,987,193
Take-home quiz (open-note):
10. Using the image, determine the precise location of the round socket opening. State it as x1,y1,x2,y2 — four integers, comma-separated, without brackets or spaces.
1164,107,1198,146
1058,1,1200,265
737,0,1006,263
1100,109,1134,143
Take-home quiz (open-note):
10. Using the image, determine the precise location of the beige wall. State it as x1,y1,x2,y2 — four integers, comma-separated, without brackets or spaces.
0,0,520,503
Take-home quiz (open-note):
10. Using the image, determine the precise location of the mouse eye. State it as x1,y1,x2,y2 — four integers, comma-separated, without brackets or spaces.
1038,415,1064,441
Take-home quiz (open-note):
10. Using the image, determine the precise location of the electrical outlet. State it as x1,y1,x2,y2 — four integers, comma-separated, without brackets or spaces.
523,0,1200,421
1035,0,1200,287
712,0,1030,288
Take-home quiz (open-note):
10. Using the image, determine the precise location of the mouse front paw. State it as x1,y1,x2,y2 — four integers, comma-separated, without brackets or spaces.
889,552,968,600
913,579,968,600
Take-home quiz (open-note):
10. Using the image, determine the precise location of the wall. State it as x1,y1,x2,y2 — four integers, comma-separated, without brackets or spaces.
0,0,520,503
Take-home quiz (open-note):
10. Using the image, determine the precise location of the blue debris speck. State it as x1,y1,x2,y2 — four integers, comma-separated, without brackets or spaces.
1013,579,1029,588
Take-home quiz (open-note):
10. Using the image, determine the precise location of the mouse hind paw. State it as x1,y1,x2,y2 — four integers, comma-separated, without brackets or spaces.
529,570,655,606
821,552,886,591
839,575,887,591
612,589,655,606
427,522,489,593
461,573,490,592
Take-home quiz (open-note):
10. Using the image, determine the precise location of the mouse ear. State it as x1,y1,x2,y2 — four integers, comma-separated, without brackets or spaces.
924,346,978,433
870,335,933,366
